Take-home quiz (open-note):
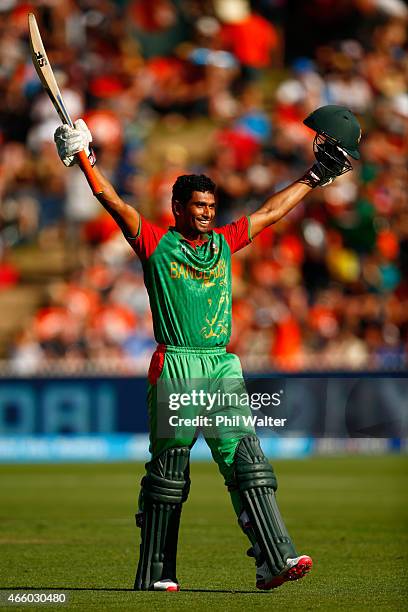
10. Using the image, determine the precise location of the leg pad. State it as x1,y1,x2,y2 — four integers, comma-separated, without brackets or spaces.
234,436,297,575
134,447,190,590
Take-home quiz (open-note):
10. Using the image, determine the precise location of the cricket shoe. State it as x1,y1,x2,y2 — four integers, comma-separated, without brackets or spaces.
151,579,180,592
255,555,313,590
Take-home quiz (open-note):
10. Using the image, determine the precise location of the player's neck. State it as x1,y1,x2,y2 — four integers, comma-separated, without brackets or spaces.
175,225,208,243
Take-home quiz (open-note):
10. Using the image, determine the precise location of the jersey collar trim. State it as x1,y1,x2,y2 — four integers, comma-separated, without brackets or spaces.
169,227,212,249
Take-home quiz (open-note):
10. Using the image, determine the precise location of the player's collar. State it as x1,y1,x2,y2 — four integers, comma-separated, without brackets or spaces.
169,227,212,249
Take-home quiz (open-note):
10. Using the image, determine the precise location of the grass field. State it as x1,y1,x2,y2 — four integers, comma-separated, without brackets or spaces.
0,456,407,611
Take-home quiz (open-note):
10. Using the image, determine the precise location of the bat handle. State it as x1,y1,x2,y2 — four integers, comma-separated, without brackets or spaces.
77,150,103,195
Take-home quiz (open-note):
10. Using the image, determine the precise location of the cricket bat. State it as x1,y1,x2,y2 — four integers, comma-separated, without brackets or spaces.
28,13,102,195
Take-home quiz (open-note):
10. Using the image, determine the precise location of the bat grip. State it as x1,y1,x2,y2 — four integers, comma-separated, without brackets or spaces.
77,150,103,195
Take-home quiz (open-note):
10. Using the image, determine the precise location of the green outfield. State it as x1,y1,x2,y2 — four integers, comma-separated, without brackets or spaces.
0,455,407,611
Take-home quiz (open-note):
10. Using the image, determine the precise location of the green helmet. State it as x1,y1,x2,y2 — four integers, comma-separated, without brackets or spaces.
303,105,361,159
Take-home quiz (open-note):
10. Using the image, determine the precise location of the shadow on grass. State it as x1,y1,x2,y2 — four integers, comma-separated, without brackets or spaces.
0,586,266,594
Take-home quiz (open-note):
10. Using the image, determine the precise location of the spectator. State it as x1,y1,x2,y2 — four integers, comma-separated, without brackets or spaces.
1,0,407,373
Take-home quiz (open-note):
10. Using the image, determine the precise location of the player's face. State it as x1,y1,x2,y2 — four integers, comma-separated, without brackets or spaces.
180,191,216,236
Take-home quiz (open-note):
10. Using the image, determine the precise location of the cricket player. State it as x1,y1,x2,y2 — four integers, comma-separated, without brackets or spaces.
54,105,361,592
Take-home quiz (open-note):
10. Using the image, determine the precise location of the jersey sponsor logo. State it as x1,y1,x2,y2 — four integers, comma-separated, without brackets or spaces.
169,260,226,286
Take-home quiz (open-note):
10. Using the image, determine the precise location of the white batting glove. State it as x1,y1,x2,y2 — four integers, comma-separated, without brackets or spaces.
54,119,95,167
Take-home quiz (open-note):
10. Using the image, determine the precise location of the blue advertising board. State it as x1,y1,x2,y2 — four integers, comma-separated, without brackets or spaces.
0,377,148,435
0,375,406,462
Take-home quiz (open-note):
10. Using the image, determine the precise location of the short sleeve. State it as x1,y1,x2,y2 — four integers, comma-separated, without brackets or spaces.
214,215,252,254
126,215,166,261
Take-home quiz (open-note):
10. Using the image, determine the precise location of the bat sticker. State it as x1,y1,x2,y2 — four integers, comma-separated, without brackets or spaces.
35,51,47,67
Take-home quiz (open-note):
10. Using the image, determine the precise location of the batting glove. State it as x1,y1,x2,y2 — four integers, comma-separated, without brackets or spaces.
301,141,351,188
300,165,333,188
54,119,96,167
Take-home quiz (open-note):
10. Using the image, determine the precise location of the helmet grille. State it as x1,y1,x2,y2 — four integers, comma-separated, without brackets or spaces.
313,133,353,177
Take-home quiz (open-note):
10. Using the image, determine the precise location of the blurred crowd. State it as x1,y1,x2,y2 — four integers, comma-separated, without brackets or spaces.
1,0,407,374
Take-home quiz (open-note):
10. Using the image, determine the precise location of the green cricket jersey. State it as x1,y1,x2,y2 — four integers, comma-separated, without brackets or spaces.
127,216,252,347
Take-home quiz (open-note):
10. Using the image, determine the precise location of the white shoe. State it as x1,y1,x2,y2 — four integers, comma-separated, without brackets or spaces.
256,555,313,590
151,579,180,591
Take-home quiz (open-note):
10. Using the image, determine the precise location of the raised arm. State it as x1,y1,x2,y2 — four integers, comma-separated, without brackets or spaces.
249,105,361,239
54,119,140,238
249,179,312,239
91,166,140,237
249,162,342,239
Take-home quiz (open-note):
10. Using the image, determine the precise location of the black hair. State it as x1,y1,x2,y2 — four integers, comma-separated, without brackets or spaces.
172,174,216,207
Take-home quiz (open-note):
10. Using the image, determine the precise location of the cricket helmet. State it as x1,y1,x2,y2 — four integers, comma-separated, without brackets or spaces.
303,105,361,159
